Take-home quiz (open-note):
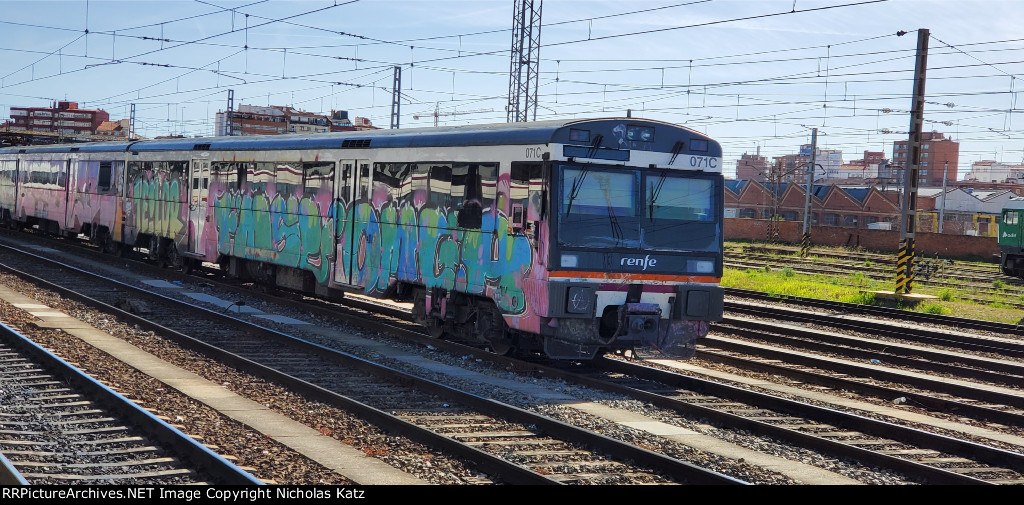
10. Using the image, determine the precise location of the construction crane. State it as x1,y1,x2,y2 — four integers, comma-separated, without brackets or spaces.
413,103,493,127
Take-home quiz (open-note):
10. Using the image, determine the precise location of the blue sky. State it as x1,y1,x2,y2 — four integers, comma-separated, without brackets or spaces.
2,0,1024,178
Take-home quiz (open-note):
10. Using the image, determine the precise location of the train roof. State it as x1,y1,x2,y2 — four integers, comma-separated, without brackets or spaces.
0,118,720,157
0,141,135,154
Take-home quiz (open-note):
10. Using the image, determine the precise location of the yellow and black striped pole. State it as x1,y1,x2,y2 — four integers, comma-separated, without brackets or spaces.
800,232,811,257
895,238,915,293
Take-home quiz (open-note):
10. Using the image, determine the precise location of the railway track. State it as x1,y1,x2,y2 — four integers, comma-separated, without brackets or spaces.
724,294,1024,354
725,287,1024,337
575,357,1024,484
4,232,1024,484
0,321,261,485
724,243,1023,298
705,320,1024,426
724,259,1024,309
726,244,1004,280
0,240,742,485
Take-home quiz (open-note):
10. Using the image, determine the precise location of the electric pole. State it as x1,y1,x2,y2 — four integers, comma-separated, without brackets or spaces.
225,89,234,136
507,0,542,122
896,29,929,294
390,66,401,129
801,128,818,257
939,160,948,233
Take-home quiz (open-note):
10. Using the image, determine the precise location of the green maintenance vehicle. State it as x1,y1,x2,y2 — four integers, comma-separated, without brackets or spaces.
999,197,1024,278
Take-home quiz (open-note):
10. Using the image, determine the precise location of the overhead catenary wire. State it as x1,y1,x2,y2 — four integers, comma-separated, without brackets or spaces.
2,0,1022,162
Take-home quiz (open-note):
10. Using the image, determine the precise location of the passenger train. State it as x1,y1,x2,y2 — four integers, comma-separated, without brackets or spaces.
0,118,724,359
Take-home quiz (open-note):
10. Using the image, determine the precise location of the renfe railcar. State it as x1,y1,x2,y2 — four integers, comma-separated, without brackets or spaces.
0,118,724,359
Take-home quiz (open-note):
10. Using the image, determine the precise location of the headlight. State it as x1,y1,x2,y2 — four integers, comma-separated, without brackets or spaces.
566,286,593,314
687,259,715,273
561,254,578,267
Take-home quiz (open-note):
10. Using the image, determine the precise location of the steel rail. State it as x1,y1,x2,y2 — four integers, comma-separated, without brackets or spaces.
0,321,262,485
0,243,744,485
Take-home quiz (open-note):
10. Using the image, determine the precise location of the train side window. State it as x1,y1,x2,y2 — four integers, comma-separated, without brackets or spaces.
453,162,497,229
244,162,262,192
373,162,413,203
98,162,113,192
340,163,353,203
428,164,452,207
356,163,370,199
236,162,246,191
478,163,497,209
273,162,301,188
303,161,334,195
410,163,430,206
127,162,143,184
169,161,187,190
511,162,543,219
1007,211,1019,225
0,161,14,183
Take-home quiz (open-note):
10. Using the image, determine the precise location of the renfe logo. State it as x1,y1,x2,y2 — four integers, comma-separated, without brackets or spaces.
621,255,657,270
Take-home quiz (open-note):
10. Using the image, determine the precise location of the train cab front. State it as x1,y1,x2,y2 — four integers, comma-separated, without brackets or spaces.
540,157,724,360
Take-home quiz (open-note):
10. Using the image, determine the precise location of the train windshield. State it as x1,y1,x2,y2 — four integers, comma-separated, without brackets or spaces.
558,164,719,251
560,167,641,247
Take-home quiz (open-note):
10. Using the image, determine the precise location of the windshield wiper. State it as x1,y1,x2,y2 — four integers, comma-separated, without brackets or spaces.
648,170,668,220
607,204,625,246
564,166,590,215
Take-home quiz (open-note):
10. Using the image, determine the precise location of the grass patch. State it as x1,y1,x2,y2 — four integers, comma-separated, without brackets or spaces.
920,303,949,315
722,267,887,304
723,240,1022,325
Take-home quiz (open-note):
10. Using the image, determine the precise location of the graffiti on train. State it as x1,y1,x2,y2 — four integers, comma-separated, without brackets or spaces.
343,202,534,314
212,187,535,315
213,186,334,281
126,169,187,238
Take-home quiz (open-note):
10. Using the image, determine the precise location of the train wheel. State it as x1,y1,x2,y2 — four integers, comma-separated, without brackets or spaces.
103,240,121,255
148,236,165,267
167,244,180,268
424,317,446,338
488,338,515,356
100,232,121,256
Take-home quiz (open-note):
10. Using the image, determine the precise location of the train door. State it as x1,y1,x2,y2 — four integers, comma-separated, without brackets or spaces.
63,157,76,232
13,159,20,217
335,159,369,285
188,159,211,254
332,160,354,285
0,159,17,225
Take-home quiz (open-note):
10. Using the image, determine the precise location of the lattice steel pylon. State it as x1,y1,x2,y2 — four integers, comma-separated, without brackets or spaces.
390,66,401,129
225,89,235,136
507,0,542,123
